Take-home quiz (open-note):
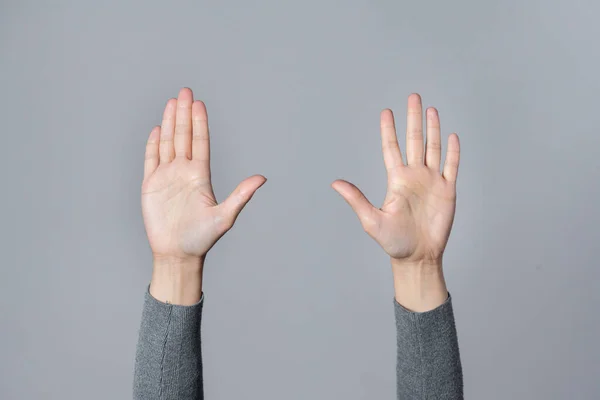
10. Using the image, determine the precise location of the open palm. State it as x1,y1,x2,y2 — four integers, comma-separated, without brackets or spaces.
142,88,266,260
332,94,460,264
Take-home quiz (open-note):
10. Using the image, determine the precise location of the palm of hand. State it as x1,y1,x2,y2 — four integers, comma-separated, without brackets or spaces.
377,166,456,262
142,160,219,259
333,94,460,264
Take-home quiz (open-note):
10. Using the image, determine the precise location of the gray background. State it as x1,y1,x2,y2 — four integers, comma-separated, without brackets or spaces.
1,0,599,399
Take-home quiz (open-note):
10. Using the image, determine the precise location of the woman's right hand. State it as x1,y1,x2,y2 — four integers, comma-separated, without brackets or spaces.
141,88,266,304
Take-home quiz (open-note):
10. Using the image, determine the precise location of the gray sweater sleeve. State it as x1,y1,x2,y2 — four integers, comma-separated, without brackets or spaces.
133,289,204,400
133,289,462,400
395,293,463,399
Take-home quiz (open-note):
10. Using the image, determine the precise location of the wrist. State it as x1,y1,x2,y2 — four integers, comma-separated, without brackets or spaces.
152,254,205,269
391,258,448,312
149,255,204,306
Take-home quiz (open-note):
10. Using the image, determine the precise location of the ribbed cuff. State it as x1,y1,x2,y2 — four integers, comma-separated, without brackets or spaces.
134,287,205,400
394,292,463,399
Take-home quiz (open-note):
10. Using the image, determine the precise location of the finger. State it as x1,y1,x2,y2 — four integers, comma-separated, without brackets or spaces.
144,126,160,180
159,98,177,164
174,88,193,159
442,133,460,183
406,93,424,166
425,107,442,171
192,100,211,180
380,109,404,172
331,180,381,234
218,175,267,229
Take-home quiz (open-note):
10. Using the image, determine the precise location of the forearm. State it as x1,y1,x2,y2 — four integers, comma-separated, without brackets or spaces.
149,256,204,305
392,260,463,400
392,259,449,313
133,257,205,400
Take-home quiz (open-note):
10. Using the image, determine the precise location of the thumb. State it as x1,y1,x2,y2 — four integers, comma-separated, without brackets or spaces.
218,174,267,229
331,179,380,233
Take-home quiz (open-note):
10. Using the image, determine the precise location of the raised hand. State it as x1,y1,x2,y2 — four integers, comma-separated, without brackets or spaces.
332,94,460,311
142,88,266,304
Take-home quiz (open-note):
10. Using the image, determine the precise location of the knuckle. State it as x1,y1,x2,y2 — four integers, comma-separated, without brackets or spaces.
361,216,378,234
426,141,441,150
407,129,423,140
214,214,234,234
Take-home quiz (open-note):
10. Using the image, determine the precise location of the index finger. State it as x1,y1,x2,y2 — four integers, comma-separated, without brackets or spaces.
192,100,211,180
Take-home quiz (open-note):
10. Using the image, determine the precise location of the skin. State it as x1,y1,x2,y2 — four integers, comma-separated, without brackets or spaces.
332,93,460,312
142,88,266,305
142,89,460,311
